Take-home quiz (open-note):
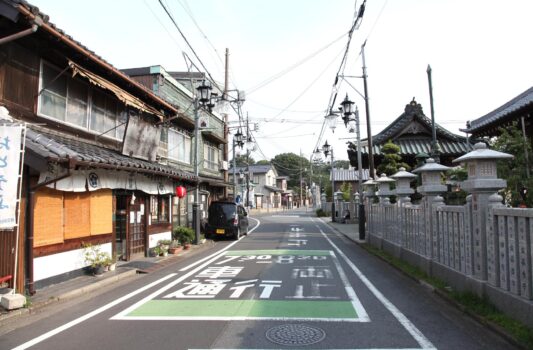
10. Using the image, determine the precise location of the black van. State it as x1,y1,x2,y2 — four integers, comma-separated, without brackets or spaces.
205,201,249,240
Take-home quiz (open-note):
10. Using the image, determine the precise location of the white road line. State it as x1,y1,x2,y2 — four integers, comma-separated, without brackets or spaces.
179,217,261,272
11,273,177,350
328,250,369,322
112,245,239,319
313,217,436,350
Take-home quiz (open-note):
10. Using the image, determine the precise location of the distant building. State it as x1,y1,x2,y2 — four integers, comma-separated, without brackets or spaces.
349,99,471,171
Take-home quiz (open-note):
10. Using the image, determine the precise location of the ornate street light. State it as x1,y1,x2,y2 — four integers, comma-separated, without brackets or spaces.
321,140,336,222
193,78,216,244
322,140,331,157
196,79,212,103
339,93,365,240
325,110,339,133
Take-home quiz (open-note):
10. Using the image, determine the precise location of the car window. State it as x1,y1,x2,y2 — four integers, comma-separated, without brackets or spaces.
209,203,236,218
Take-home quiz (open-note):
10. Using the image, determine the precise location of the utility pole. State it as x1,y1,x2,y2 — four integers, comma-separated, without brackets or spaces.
427,64,439,162
361,41,375,179
300,150,303,208
223,48,229,198
246,115,250,210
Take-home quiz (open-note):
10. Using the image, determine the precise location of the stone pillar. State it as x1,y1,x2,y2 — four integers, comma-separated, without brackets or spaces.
413,158,450,260
362,179,378,237
391,167,417,247
453,142,513,282
376,173,394,204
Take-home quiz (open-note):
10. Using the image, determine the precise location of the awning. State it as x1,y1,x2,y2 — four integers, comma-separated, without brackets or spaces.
68,60,166,120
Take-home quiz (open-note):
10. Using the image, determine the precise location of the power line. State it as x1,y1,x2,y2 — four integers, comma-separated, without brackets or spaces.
158,0,221,91
246,32,348,95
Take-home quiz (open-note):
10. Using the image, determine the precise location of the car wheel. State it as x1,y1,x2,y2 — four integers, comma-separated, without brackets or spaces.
233,227,240,240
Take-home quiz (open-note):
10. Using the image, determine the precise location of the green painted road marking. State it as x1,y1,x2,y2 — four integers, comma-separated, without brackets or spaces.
225,249,330,256
127,299,358,319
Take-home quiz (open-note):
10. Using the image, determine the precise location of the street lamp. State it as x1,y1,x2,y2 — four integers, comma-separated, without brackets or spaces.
321,140,336,222
232,129,244,200
340,94,365,240
192,78,215,245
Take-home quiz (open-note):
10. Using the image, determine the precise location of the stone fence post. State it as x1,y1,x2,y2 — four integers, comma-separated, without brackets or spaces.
453,142,513,282
413,158,450,259
391,168,417,247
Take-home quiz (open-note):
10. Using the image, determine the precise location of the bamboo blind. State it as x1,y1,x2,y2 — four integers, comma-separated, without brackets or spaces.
64,192,91,239
34,188,63,247
90,189,112,235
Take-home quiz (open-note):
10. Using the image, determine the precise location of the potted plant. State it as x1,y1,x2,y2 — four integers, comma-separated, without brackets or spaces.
107,253,117,271
83,243,111,276
181,236,191,250
174,226,195,249
158,239,171,251
168,240,182,254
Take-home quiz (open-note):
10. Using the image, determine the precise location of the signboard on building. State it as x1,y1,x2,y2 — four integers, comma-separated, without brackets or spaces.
0,124,23,228
122,114,161,162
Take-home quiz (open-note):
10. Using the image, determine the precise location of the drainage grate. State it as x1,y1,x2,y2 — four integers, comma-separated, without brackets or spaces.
265,324,326,347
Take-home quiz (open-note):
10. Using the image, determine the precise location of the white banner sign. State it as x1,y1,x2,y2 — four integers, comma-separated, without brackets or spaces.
0,125,23,228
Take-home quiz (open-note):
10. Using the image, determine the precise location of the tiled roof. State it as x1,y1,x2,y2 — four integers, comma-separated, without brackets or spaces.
264,185,282,192
230,164,274,174
25,128,197,182
463,86,533,133
331,168,369,182
372,99,463,144
358,138,472,156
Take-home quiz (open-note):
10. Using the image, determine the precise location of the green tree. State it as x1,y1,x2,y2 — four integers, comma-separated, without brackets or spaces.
376,140,410,176
256,159,270,165
272,153,310,190
339,182,352,201
491,122,533,207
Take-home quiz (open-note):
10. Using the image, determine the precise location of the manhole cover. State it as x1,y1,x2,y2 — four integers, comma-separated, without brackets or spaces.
266,324,326,346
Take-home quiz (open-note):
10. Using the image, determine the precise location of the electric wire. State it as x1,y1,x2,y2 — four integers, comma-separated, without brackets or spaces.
246,32,348,95
158,0,222,92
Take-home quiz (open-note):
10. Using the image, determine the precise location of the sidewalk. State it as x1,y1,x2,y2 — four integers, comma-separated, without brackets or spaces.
0,240,214,326
320,216,363,243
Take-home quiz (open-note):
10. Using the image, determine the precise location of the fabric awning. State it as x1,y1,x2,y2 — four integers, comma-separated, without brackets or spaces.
68,60,166,120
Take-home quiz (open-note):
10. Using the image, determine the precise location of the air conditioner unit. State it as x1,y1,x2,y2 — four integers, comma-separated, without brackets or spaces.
219,160,229,171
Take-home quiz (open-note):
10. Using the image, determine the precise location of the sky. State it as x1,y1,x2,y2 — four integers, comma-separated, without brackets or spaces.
28,0,533,162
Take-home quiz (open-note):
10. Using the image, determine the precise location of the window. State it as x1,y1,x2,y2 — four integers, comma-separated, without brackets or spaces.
150,195,170,224
203,143,220,170
165,128,191,163
38,61,125,140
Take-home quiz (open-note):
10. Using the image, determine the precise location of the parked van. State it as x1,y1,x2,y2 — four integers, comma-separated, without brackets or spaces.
205,201,249,240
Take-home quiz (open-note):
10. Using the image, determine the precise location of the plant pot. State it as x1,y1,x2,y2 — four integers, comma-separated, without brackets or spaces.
162,251,168,257
93,265,105,276
169,247,182,254
108,263,116,271
183,244,191,250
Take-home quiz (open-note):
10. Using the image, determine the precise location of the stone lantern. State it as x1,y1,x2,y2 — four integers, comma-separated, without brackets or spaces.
412,158,450,259
375,173,395,204
362,178,378,199
391,167,417,204
412,158,450,195
452,142,513,282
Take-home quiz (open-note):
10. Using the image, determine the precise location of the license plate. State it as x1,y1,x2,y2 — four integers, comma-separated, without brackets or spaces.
216,229,225,234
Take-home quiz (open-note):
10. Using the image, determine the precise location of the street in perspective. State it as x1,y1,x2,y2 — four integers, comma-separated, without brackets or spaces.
0,210,520,349
0,0,532,349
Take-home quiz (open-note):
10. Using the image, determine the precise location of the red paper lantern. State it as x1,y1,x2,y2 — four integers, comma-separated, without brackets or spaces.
175,186,187,198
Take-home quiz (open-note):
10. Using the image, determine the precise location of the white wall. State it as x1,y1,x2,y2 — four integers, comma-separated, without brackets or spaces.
148,231,172,248
34,243,112,281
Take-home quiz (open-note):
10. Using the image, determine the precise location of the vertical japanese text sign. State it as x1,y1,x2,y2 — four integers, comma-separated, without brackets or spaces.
0,124,23,228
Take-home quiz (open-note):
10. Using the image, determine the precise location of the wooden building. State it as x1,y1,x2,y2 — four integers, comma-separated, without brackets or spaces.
0,0,209,293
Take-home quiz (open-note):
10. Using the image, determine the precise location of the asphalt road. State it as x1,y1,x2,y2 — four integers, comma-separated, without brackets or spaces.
0,209,518,349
